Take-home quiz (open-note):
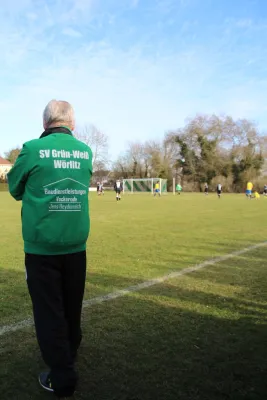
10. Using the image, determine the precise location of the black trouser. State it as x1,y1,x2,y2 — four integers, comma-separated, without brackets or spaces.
25,251,86,397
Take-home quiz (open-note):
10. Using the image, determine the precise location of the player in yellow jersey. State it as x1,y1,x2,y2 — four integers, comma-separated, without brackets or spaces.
246,181,253,199
154,182,160,197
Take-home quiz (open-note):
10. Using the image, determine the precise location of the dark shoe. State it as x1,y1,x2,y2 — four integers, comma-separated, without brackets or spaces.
39,371,53,392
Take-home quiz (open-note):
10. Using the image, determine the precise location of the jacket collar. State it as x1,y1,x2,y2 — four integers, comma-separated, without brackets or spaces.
40,126,73,139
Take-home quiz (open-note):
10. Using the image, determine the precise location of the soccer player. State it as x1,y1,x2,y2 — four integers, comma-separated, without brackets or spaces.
114,179,122,201
98,182,102,196
96,182,100,194
98,182,104,196
217,183,222,198
204,182,208,195
263,184,267,196
154,182,160,197
246,181,253,199
176,183,182,195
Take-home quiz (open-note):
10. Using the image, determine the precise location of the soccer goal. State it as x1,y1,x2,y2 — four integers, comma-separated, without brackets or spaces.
122,178,167,194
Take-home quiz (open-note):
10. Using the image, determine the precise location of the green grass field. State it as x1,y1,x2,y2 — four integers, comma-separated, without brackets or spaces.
1,191,267,399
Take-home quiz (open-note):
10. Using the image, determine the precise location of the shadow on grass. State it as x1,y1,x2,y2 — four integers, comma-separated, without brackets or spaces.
185,250,267,304
0,268,145,328
80,295,267,400
88,271,143,290
1,282,267,400
1,246,267,400
0,267,32,325
144,283,267,317
151,241,267,271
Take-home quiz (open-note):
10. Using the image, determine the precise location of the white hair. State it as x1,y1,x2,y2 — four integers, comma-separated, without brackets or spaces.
43,100,75,129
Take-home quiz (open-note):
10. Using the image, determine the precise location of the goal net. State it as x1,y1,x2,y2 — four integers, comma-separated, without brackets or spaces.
122,178,167,194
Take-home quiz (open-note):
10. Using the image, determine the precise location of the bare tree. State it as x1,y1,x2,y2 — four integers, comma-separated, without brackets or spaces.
125,142,144,177
113,155,131,179
111,113,266,191
142,140,161,177
75,124,109,171
5,147,21,164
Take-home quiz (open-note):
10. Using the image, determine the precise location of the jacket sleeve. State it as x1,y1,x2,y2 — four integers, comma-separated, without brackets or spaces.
7,144,30,201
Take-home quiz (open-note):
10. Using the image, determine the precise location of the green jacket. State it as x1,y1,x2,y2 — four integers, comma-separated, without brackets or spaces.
7,127,93,255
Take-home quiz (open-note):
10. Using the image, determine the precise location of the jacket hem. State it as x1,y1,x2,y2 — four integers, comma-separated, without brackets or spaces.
24,241,87,255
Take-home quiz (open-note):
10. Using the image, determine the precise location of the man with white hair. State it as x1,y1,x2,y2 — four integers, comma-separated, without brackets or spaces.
7,100,93,399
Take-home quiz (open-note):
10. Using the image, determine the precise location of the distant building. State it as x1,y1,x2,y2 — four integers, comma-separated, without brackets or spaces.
0,157,13,181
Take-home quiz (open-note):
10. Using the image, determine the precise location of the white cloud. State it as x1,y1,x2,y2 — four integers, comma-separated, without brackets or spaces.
1,39,212,155
26,12,37,20
61,0,95,23
62,28,83,38
131,0,139,8
236,18,253,28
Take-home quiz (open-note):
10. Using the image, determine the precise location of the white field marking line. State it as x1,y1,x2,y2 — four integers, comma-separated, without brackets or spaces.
1,241,266,338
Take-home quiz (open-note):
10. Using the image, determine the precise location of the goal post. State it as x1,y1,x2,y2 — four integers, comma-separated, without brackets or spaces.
122,178,167,195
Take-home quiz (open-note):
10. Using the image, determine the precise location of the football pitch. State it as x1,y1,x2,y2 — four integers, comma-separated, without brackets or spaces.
1,192,267,400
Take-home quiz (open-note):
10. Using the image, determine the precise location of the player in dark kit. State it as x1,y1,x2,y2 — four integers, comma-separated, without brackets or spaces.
114,180,123,201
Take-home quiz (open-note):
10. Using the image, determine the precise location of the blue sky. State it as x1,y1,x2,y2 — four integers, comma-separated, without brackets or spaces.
1,0,267,159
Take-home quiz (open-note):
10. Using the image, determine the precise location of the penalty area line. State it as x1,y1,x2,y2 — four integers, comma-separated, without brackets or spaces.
0,241,266,338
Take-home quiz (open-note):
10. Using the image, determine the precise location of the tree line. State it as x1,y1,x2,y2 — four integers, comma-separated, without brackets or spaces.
2,114,267,192
113,114,267,192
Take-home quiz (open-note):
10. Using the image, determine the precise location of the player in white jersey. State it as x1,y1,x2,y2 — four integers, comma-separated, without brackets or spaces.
217,183,222,198
114,180,122,201
98,183,104,196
